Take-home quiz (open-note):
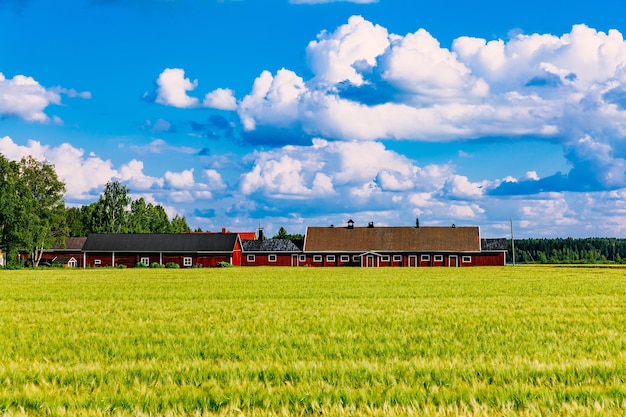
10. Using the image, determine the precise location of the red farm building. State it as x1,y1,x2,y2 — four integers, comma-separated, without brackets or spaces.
241,238,303,266
81,233,243,268
301,220,507,267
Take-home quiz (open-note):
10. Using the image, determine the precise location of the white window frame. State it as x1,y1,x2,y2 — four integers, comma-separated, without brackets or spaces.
183,257,193,267
381,255,390,262
268,254,277,262
140,257,150,266
393,255,402,262
326,255,335,262
340,255,350,262
299,254,306,262
313,255,323,262
94,259,102,265
434,255,443,262
247,255,256,262
352,255,360,261
68,258,77,268
462,256,472,263
421,254,430,262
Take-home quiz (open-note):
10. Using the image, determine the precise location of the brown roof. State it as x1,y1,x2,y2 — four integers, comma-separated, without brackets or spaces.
304,226,481,253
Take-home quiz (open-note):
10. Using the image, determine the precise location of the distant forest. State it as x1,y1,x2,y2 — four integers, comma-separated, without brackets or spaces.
509,238,626,264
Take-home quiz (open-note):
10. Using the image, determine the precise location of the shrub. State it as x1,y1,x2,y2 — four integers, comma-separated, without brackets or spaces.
165,262,180,269
217,261,233,268
150,262,163,268
135,262,148,268
116,264,127,269
192,263,203,268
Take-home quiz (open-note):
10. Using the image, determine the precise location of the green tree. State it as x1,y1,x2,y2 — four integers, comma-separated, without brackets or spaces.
93,181,131,233
0,155,21,263
0,155,67,266
170,214,191,233
273,226,289,240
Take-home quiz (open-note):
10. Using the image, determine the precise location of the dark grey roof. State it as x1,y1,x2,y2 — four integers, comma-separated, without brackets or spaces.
241,239,302,252
82,233,239,252
481,238,508,251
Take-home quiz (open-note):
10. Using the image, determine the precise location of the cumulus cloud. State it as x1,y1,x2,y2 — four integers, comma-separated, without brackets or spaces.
239,139,455,208
203,88,237,110
164,168,195,189
150,69,238,110
307,15,389,86
0,72,61,122
203,169,227,191
222,19,626,196
153,68,200,108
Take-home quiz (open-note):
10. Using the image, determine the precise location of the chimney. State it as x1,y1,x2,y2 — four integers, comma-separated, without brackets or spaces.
347,219,355,229
368,222,374,228
416,217,420,228
258,227,264,241
222,227,227,234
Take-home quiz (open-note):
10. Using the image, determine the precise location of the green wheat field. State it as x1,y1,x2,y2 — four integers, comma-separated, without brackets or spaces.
1,266,625,416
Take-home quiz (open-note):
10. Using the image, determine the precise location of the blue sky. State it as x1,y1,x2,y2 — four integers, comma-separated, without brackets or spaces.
2,0,626,238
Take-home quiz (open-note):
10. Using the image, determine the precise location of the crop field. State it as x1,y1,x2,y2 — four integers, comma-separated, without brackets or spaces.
0,266,625,416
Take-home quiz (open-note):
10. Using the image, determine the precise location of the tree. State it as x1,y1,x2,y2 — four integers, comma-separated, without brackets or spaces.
93,181,131,233
272,226,304,241
0,155,67,266
0,155,21,263
273,226,289,240
170,214,191,233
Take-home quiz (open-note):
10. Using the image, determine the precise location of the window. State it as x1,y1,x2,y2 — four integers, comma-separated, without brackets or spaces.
462,256,472,263
326,255,335,262
247,255,256,262
434,255,443,262
313,255,322,262
183,257,193,267
140,257,150,266
94,259,101,265
393,255,402,262
421,254,430,262
381,255,390,262
352,255,360,261
340,255,350,262
299,255,306,262
268,254,277,262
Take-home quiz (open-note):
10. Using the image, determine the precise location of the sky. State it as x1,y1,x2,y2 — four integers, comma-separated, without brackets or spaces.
2,0,626,238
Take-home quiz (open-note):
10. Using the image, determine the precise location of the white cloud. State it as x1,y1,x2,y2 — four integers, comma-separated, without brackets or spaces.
239,139,455,205
203,169,227,191
238,69,306,131
118,159,164,190
381,28,488,102
440,175,485,200
154,68,200,108
203,88,237,110
306,15,389,86
0,72,60,122
164,168,195,189
408,192,485,220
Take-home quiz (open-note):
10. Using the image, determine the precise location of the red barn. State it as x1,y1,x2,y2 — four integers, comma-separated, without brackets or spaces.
81,233,242,268
302,221,506,267
241,239,303,266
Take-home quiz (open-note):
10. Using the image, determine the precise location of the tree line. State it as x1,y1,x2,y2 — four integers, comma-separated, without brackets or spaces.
1,154,191,267
510,237,626,264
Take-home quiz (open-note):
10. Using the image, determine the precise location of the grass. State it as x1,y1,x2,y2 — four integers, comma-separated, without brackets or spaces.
0,266,625,416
